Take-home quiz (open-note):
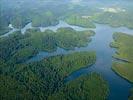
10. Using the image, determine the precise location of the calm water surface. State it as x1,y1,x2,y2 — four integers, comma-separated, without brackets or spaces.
1,21,133,100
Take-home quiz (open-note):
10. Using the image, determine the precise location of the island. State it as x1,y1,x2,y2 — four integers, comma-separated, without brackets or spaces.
0,28,95,63
110,32,133,100
110,32,133,83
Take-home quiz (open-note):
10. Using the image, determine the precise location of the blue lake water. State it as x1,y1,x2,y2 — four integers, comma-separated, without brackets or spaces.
1,21,133,100
65,24,133,100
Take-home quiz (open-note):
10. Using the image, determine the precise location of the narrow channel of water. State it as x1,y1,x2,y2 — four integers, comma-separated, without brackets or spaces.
0,20,90,38
65,24,133,100
27,22,133,100
1,21,133,100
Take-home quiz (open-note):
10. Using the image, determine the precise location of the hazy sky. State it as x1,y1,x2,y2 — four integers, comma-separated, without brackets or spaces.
71,0,82,3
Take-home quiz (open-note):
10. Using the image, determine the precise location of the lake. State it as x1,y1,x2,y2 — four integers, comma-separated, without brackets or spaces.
1,20,133,100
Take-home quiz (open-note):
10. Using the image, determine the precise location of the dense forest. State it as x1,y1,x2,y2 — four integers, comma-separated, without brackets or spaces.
48,73,109,100
24,28,95,51
0,0,133,100
0,51,98,99
0,28,95,63
1,0,133,35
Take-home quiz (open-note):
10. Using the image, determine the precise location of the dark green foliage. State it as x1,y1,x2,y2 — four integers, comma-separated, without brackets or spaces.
24,29,58,52
48,73,109,100
0,75,33,100
0,31,37,63
56,28,95,49
11,47,38,63
24,28,95,51
0,1,115,100
0,51,96,99
0,31,27,60
44,51,96,76
0,27,94,64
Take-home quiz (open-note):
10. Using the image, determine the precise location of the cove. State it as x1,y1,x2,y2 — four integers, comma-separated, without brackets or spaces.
65,23,133,100
28,22,133,100
1,20,133,100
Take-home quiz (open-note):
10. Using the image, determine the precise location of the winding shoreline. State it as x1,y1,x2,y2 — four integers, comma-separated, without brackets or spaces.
1,20,133,100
